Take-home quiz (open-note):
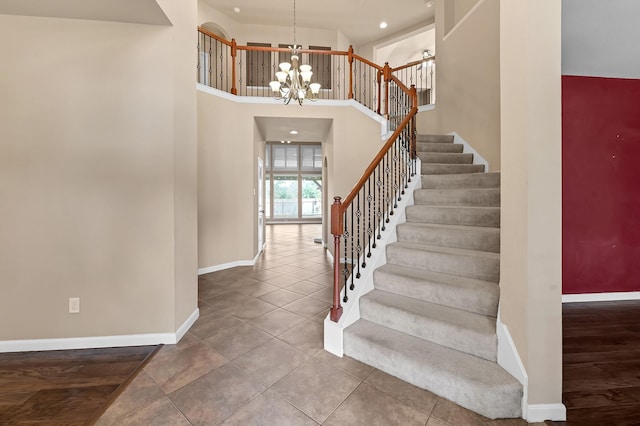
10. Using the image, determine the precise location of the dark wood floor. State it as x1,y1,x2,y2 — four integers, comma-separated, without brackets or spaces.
563,300,640,425
0,345,159,425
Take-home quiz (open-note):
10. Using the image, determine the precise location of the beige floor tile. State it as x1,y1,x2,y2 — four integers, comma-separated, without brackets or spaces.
314,350,375,381
96,371,165,425
430,397,492,426
264,274,302,288
170,363,265,425
323,383,428,426
364,369,438,415
220,390,318,425
227,298,278,321
248,308,306,336
203,323,273,360
258,288,304,307
285,280,327,296
278,320,324,354
189,312,244,340
282,296,331,318
116,396,190,426
143,341,227,394
271,357,360,424
234,339,309,387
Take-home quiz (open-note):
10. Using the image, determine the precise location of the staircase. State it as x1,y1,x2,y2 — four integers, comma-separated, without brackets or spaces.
343,134,522,419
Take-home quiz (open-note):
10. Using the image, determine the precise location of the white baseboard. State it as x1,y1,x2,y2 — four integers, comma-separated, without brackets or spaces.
176,308,200,343
0,307,200,353
527,404,566,422
449,131,489,171
198,252,261,275
562,291,640,303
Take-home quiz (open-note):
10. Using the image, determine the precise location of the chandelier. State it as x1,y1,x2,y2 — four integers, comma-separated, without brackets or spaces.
269,0,321,105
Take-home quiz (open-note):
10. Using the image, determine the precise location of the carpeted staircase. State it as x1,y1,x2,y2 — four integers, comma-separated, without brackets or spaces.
343,134,523,419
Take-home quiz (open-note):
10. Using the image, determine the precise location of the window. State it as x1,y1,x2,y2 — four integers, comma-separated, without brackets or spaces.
308,46,332,90
246,42,272,87
266,143,322,222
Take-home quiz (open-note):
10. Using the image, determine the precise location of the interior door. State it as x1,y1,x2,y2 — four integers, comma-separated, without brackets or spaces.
258,157,265,253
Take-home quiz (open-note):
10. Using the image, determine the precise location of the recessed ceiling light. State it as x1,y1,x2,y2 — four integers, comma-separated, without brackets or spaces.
290,130,298,135
233,7,240,13
379,22,388,29
425,0,433,7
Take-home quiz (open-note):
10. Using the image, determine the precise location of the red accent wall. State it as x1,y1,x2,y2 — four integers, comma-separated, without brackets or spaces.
563,75,640,294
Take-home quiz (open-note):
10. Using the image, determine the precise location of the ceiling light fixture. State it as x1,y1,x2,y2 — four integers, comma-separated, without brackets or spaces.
290,130,298,135
425,0,433,7
269,0,321,105
233,7,240,13
379,21,388,29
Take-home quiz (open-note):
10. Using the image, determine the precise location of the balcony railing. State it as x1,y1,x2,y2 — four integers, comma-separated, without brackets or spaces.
197,27,434,116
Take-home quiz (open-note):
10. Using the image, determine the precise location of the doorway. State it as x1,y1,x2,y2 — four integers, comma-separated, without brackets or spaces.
265,142,322,224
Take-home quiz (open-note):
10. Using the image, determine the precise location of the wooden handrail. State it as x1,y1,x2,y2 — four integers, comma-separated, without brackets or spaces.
338,106,418,210
198,26,233,47
391,56,436,73
352,54,384,72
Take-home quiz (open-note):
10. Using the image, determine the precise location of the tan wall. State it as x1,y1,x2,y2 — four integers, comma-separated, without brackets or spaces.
418,0,501,171
0,11,193,340
197,92,384,268
157,0,200,331
500,0,563,407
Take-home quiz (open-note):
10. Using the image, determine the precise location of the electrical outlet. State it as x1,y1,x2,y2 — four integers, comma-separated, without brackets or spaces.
69,297,80,314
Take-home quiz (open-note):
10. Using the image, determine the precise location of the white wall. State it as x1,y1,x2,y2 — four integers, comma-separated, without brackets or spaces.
562,0,640,79
197,90,385,269
0,0,199,343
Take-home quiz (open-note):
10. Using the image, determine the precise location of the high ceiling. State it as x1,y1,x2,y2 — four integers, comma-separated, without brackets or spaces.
201,0,435,46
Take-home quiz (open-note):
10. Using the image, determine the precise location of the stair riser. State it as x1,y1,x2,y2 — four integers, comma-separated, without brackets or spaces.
360,297,497,361
406,206,500,227
422,173,500,189
396,224,500,253
417,135,454,143
419,153,474,164
417,143,463,153
374,268,499,316
414,189,500,207
422,164,485,174
343,325,522,419
386,245,500,282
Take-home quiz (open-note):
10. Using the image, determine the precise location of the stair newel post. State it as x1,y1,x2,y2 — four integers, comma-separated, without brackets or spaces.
383,62,391,119
230,38,238,95
330,197,344,322
348,45,354,100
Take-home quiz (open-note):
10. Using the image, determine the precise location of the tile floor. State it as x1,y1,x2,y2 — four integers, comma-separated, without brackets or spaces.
98,224,540,425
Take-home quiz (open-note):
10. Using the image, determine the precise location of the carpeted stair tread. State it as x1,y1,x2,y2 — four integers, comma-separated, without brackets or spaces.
414,188,500,207
360,289,497,361
417,143,463,153
343,320,523,419
417,134,454,143
405,205,500,227
374,264,499,316
396,222,500,252
422,172,500,189
421,163,485,175
419,153,474,164
386,242,500,282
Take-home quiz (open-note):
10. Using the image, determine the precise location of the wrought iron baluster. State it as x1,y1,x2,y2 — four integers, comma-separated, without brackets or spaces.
343,210,349,303
350,204,355,290
376,166,382,240
356,192,362,276
366,178,372,259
